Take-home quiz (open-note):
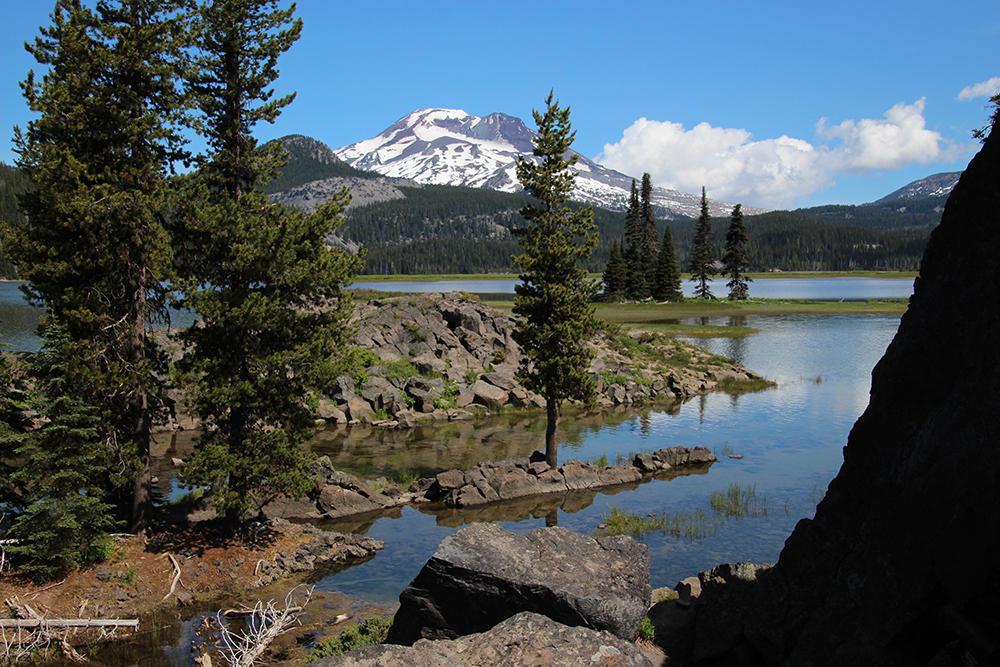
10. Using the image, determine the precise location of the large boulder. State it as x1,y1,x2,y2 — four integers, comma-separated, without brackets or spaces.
672,118,1000,665
385,523,651,646
311,612,653,667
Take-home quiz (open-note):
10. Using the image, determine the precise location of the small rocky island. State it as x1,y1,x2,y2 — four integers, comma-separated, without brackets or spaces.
163,291,768,433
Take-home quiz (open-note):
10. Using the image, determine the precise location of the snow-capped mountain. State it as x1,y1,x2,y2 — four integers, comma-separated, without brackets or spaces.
335,108,762,219
872,172,962,205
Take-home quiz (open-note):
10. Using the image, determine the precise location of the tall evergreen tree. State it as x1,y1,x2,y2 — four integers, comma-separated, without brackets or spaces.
652,225,684,302
174,0,362,529
3,0,189,533
622,179,646,299
689,187,716,299
512,91,601,468
723,203,752,300
638,172,660,288
601,239,628,301
8,323,119,582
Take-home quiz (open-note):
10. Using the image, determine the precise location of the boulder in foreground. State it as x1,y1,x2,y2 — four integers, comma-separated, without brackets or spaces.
312,611,654,666
385,523,651,645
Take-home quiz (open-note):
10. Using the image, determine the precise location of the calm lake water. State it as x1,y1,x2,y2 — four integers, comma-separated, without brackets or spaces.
2,279,903,660
1,277,912,352
355,276,916,301
290,311,900,603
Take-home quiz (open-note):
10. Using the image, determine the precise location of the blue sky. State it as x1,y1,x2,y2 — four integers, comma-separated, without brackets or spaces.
2,0,998,209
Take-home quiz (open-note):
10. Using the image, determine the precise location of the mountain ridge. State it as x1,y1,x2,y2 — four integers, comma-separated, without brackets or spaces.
333,108,765,219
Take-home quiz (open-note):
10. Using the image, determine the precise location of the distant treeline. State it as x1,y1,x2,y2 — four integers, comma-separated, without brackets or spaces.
346,185,937,275
0,160,940,279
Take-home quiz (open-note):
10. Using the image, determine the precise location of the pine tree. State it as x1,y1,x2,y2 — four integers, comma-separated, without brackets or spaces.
174,0,363,528
723,204,752,300
3,0,189,533
8,323,119,582
0,346,28,508
689,187,716,299
639,172,660,288
601,239,628,301
652,225,684,302
623,180,646,299
512,91,601,468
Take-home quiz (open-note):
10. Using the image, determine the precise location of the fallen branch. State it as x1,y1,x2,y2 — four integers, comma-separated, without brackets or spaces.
0,619,138,629
212,585,312,667
162,554,183,602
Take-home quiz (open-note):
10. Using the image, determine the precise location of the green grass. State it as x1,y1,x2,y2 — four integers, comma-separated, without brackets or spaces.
596,505,718,541
391,468,422,490
492,298,908,333
305,616,393,663
596,506,666,540
710,482,769,518
716,376,777,393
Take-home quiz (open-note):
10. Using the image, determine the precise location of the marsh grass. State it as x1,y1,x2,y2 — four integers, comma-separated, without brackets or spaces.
717,376,777,393
597,505,719,541
713,443,736,458
392,468,421,490
710,482,769,518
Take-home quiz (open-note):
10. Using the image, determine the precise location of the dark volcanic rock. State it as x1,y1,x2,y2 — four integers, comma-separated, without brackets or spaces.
385,523,651,646
312,612,654,667
673,119,1000,665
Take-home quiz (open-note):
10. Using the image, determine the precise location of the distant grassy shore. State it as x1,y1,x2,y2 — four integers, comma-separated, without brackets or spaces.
355,270,917,283
485,299,910,337
351,273,910,337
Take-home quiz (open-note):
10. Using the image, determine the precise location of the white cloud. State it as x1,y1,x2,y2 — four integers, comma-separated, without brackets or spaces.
957,77,1000,101
596,99,965,209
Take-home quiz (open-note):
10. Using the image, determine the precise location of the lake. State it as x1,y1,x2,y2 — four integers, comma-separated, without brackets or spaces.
293,311,901,602
2,277,904,662
354,276,916,301
0,277,912,352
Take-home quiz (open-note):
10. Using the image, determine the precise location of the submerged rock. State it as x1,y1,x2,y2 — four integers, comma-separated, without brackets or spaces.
385,523,651,646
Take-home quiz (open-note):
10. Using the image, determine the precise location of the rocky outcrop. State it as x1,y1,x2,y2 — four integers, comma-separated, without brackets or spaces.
311,612,654,667
263,447,717,522
658,120,1000,665
252,522,385,587
430,447,715,507
158,291,766,432
385,524,652,646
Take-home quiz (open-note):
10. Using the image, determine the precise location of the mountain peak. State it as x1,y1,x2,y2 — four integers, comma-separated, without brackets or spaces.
335,109,757,218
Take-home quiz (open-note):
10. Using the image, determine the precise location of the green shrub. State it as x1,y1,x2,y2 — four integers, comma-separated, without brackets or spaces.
306,616,393,662
638,616,656,642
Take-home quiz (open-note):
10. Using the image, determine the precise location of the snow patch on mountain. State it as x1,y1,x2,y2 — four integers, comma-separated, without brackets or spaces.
335,108,763,219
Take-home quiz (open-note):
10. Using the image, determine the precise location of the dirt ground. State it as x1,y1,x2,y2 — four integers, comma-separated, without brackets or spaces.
0,522,395,665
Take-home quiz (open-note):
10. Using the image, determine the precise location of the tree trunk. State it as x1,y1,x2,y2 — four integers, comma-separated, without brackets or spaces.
545,398,558,468
128,389,152,534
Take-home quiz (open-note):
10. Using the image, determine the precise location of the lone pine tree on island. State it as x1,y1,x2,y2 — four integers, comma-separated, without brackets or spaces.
689,187,716,299
723,203,752,300
512,91,601,469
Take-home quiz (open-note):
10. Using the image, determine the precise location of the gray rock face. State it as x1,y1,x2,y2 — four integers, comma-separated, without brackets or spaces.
385,523,651,646
669,121,1000,665
311,612,654,667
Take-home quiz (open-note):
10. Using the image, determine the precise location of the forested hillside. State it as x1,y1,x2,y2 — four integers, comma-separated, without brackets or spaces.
261,135,378,194
1,152,942,278
797,196,947,231
0,163,31,279
344,183,937,274
343,185,627,274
